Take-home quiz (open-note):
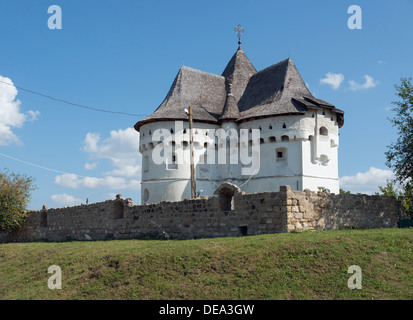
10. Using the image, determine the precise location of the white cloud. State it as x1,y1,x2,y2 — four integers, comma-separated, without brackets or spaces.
51,193,83,207
320,72,344,90
0,76,40,145
27,110,40,122
340,167,395,195
55,127,141,191
82,127,141,176
85,162,98,170
348,75,379,91
55,173,141,190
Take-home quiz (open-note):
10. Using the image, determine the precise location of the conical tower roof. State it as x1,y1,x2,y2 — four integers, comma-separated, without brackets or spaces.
221,47,257,104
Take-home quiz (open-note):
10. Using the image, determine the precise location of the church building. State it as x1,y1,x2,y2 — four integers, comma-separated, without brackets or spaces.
134,30,344,204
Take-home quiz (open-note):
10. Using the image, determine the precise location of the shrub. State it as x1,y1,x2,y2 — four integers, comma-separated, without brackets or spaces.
0,169,36,231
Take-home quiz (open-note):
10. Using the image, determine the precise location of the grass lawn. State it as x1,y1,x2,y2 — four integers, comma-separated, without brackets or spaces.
0,228,412,300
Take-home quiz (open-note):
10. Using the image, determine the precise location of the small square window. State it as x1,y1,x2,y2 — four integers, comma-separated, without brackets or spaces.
275,148,287,166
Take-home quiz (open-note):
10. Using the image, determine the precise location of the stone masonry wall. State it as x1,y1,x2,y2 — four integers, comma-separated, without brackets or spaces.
284,188,398,232
0,186,398,243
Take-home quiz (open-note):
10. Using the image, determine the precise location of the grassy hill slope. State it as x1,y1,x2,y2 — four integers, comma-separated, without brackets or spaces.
0,228,412,300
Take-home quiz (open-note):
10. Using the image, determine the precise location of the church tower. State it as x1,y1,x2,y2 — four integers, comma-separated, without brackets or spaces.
134,29,344,204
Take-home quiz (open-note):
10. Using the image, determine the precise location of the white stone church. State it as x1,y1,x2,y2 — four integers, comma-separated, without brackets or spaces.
134,41,344,204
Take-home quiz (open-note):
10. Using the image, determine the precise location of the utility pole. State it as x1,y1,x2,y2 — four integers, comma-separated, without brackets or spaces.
188,106,196,198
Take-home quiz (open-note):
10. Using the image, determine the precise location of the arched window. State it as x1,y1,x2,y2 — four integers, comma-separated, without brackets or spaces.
215,184,238,211
281,135,289,142
319,126,328,136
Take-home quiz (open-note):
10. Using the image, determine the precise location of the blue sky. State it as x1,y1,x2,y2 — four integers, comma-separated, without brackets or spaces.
0,0,412,209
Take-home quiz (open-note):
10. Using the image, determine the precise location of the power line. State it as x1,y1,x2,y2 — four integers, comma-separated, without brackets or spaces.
0,152,140,183
0,152,88,177
0,79,150,118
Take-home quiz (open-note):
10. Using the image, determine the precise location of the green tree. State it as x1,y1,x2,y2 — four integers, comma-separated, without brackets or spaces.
377,179,413,214
340,189,351,194
385,77,413,191
377,179,400,198
0,169,36,231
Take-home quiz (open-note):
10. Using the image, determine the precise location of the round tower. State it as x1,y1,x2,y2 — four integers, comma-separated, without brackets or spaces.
134,41,344,204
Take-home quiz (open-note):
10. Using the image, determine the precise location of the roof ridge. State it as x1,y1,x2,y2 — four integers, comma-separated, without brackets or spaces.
179,65,224,80
254,57,290,76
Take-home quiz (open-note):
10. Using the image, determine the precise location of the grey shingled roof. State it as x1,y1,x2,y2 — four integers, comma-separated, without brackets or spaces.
134,49,343,131
221,47,257,104
219,91,240,121
134,66,226,131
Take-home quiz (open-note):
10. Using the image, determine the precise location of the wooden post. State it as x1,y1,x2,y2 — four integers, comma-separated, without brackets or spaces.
189,106,196,198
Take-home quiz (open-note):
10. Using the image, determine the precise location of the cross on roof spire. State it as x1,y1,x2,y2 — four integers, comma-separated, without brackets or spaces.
234,24,244,48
